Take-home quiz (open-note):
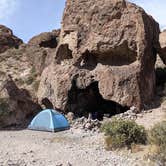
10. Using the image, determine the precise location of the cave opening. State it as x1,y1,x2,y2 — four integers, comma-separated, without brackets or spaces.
41,98,54,109
65,80,129,120
56,44,73,64
39,37,58,48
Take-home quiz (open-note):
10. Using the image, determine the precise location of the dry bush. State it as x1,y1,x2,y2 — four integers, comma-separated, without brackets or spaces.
101,118,147,150
148,121,166,165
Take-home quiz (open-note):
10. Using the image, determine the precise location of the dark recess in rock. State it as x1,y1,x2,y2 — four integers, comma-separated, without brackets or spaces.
65,80,129,120
41,98,54,109
28,30,60,48
56,44,73,64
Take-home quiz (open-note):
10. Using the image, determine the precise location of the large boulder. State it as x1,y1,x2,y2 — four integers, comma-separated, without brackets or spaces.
38,0,160,114
0,25,23,54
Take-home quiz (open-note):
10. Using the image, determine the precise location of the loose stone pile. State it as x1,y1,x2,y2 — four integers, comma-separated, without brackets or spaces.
66,112,101,132
72,118,101,132
113,106,138,121
66,106,156,132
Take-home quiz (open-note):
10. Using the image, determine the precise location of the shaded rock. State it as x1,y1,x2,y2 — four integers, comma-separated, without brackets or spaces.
24,44,56,75
38,0,160,113
26,30,60,75
28,29,60,48
0,75,42,128
113,107,138,121
0,25,23,54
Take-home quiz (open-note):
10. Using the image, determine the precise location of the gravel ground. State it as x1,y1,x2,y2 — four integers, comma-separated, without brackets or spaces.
136,105,166,129
0,128,150,166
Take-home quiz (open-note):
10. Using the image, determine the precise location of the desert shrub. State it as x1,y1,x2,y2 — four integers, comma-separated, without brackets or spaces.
101,118,147,149
25,67,38,85
148,121,166,165
25,76,34,85
0,98,9,114
33,80,40,91
15,78,25,86
0,98,10,126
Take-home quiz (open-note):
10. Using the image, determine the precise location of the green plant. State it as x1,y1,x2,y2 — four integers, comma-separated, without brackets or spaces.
15,78,25,86
25,76,34,85
101,118,147,149
0,98,9,114
33,80,40,91
30,66,36,75
149,121,166,148
25,66,38,85
0,98,10,126
148,121,166,165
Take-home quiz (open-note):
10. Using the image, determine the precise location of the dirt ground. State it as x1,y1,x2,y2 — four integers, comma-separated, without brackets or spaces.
0,104,165,166
136,103,166,129
0,128,151,166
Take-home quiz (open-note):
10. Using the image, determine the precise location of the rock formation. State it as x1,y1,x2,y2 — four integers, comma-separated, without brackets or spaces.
0,25,23,54
158,30,166,64
28,29,60,48
38,0,161,115
27,30,60,75
0,75,42,128
0,27,59,127
0,0,165,126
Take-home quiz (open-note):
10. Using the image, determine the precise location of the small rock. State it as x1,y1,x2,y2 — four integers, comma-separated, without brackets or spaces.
66,112,75,122
130,106,138,113
85,123,92,130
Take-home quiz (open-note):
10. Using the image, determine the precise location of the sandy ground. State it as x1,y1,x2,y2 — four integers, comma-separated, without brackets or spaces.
136,104,166,130
0,105,165,166
0,128,149,166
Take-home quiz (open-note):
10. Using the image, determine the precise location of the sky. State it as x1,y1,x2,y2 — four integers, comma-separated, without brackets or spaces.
0,0,66,42
0,0,165,42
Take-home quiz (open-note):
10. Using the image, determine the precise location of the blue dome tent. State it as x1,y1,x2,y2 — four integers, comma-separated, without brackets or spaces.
28,109,70,132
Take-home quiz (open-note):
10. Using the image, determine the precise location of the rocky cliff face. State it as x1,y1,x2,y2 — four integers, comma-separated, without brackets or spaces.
28,29,60,48
0,27,59,128
38,0,161,115
0,25,23,54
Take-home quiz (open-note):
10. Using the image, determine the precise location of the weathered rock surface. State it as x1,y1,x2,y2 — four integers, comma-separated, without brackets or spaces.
160,30,166,48
38,0,160,113
0,26,59,127
0,45,42,127
28,29,60,48
158,30,166,64
0,76,42,128
0,25,23,54
27,30,60,75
